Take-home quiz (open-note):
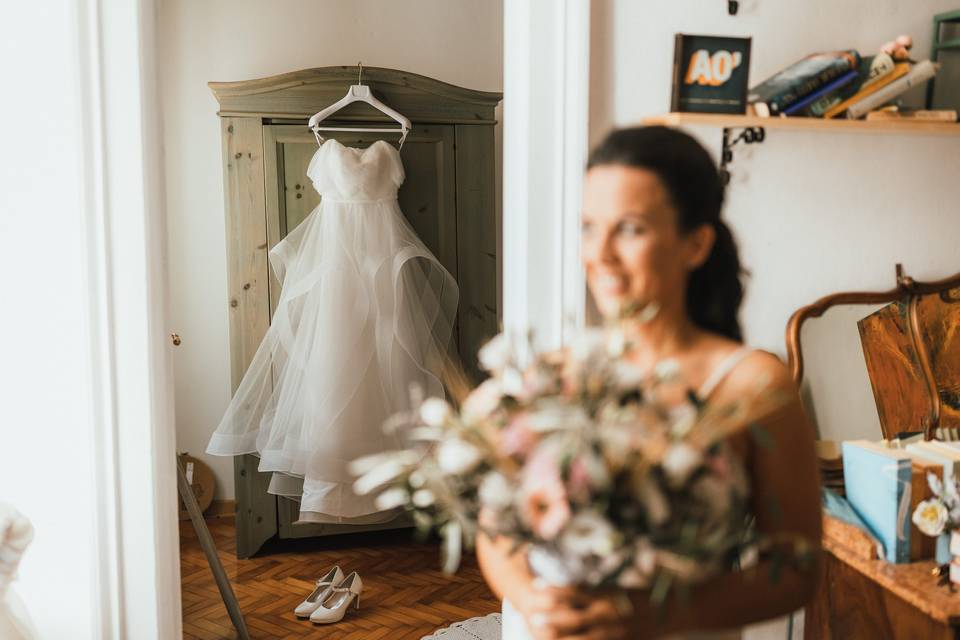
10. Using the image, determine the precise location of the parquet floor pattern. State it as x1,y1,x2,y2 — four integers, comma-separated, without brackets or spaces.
180,517,500,640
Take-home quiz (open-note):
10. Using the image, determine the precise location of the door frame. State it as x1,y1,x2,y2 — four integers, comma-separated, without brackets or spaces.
75,0,181,637
502,0,591,349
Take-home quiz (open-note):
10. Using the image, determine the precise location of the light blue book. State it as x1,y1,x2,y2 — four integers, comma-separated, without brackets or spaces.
842,440,912,564
822,488,885,559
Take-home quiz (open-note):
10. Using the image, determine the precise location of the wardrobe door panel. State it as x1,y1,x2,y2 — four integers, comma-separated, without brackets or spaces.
395,125,458,280
454,125,499,382
221,116,278,558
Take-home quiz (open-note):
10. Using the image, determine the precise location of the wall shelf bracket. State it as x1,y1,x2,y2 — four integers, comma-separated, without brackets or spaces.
719,125,765,185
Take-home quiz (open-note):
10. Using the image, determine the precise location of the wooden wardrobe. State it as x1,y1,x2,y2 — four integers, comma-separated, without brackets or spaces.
209,66,501,558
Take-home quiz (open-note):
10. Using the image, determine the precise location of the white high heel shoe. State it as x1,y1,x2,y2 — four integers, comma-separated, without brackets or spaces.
294,566,345,619
309,571,363,624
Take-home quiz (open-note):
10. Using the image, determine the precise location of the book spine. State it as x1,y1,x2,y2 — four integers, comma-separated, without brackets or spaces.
897,460,912,563
786,70,858,116
846,61,938,119
670,34,683,112
751,52,858,115
823,63,911,119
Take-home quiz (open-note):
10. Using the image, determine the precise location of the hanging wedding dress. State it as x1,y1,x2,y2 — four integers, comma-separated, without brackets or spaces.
207,138,458,523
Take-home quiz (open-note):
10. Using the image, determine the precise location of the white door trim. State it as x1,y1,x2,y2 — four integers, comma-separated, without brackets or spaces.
74,0,181,637
502,0,591,349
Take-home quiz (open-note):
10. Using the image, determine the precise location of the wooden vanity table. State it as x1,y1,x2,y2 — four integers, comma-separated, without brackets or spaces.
806,515,960,639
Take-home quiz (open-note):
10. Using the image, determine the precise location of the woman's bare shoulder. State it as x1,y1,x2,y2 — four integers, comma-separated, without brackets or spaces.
731,349,795,394
709,349,801,425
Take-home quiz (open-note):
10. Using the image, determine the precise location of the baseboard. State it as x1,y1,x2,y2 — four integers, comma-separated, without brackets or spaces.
179,499,235,521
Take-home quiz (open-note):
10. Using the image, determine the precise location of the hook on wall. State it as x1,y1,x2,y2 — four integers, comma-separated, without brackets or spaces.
728,0,739,15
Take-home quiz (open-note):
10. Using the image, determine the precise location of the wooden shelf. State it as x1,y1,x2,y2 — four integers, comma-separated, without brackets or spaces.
641,113,960,136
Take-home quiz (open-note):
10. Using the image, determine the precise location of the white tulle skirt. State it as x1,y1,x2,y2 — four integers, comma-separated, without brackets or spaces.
206,196,458,522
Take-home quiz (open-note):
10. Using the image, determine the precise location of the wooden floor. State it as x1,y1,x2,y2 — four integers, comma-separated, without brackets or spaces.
179,516,500,640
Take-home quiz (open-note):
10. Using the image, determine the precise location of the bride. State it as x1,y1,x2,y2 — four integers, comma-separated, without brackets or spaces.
477,126,822,639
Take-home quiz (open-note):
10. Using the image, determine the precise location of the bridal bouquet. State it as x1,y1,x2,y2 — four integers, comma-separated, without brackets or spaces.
351,321,776,595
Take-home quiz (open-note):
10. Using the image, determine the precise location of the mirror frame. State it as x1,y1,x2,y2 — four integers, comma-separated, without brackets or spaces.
785,264,960,439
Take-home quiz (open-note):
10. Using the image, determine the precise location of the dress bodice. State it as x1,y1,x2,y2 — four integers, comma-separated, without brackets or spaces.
307,139,404,202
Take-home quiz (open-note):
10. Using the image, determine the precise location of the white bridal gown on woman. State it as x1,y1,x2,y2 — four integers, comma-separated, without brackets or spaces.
207,138,458,523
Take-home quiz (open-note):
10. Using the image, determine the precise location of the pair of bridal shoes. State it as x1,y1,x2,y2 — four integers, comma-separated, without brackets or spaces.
294,566,363,624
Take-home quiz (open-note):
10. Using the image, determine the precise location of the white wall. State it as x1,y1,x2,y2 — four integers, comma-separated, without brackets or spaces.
159,0,503,499
589,0,960,444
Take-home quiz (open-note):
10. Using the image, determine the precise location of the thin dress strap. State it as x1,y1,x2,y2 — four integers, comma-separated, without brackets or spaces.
697,347,753,400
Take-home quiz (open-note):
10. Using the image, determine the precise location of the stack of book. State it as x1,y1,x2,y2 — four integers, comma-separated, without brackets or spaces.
817,440,845,496
841,439,945,563
748,50,946,120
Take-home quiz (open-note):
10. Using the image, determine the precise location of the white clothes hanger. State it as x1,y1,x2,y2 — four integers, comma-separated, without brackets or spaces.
308,62,412,149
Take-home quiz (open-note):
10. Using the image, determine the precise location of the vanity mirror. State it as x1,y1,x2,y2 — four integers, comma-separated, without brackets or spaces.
786,265,960,442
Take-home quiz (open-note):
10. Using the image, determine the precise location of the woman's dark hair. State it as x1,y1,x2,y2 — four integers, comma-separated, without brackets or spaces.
587,126,744,342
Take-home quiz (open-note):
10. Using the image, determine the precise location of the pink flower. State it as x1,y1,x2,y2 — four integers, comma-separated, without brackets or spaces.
566,452,611,504
499,414,537,458
568,458,591,502
520,449,571,540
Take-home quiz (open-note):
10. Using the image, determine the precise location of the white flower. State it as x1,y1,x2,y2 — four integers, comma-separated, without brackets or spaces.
928,472,944,498
661,443,703,487
478,333,514,372
913,499,949,537
408,426,444,441
409,471,426,488
437,438,483,475
605,328,627,357
353,455,417,495
479,472,513,509
653,358,681,382
612,362,644,390
420,398,452,427
558,511,618,557
462,379,502,422
412,489,435,508
669,404,698,439
524,366,556,397
375,487,409,510
945,476,960,508
501,367,526,397
529,405,589,432
349,449,418,476
569,329,607,364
